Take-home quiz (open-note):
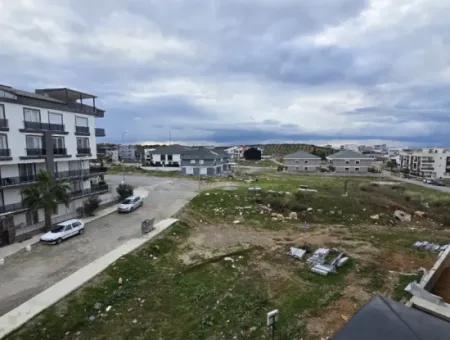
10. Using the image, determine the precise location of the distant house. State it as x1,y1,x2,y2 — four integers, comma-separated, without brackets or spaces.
283,151,321,172
118,144,140,163
327,150,373,173
244,147,262,160
181,148,231,176
144,145,188,167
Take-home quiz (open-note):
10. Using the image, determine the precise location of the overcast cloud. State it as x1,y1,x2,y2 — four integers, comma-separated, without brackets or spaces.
1,0,449,146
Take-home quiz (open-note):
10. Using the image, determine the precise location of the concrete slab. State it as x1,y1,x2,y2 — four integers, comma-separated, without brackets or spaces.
0,218,178,339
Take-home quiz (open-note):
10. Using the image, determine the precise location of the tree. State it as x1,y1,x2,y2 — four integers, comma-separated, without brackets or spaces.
22,171,70,230
83,196,101,216
386,159,398,171
116,183,134,201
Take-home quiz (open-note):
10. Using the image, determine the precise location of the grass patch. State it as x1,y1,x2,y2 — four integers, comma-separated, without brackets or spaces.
392,273,422,302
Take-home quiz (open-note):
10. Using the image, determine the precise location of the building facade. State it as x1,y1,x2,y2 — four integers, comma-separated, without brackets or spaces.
327,150,373,173
118,144,140,163
400,148,450,178
283,151,321,172
0,85,107,246
181,148,231,176
144,145,188,167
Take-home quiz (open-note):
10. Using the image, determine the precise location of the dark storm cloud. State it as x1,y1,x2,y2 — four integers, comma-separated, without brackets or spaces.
0,0,449,146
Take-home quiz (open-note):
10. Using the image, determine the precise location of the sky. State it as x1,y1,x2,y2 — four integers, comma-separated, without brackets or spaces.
1,0,450,147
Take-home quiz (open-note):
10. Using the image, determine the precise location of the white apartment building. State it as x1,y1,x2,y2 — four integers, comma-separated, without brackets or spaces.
400,148,450,179
0,85,108,246
118,144,140,163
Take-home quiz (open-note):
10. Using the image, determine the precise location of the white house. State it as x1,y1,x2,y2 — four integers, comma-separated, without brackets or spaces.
0,85,108,246
327,150,374,173
283,151,322,172
144,145,188,167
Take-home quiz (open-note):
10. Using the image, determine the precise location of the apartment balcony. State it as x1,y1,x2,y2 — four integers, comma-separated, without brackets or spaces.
26,148,46,157
70,184,109,199
89,166,107,175
75,126,90,136
0,202,26,214
0,175,37,188
0,118,9,131
76,147,91,156
22,121,66,133
95,128,105,137
53,148,68,157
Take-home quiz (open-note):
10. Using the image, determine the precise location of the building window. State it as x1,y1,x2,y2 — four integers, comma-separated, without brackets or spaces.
26,210,39,225
345,167,349,171
52,136,65,154
356,160,360,165
0,104,5,119
200,160,204,165
76,137,90,149
26,135,43,149
345,160,350,164
0,134,8,150
19,163,36,179
304,167,308,170
190,160,196,164
355,168,360,171
48,112,63,125
23,108,41,122
304,160,309,164
75,116,88,127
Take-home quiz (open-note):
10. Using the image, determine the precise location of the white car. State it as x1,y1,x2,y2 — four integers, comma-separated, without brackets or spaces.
40,219,85,244
118,195,143,213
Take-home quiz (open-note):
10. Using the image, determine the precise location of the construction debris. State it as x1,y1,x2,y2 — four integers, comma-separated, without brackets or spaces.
308,248,350,276
413,241,449,253
289,247,307,260
394,210,412,222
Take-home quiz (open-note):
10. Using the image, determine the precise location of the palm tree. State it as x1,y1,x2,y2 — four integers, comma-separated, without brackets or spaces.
22,171,71,230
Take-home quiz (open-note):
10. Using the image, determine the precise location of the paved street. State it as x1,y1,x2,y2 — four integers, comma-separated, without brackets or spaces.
383,171,450,193
0,175,198,317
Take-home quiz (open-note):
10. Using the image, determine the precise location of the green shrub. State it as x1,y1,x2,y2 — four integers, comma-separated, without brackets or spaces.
83,196,101,216
116,183,134,201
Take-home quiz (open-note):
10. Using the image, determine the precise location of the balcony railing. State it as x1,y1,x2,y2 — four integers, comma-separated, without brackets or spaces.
26,148,46,157
0,149,10,157
53,148,67,156
0,175,37,187
23,121,65,132
77,147,91,155
75,126,90,135
70,184,109,199
89,166,107,175
0,118,8,129
0,202,26,214
95,128,105,137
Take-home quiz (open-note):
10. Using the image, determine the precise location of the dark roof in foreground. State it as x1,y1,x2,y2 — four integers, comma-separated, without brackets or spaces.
284,151,321,159
334,295,450,340
327,150,372,159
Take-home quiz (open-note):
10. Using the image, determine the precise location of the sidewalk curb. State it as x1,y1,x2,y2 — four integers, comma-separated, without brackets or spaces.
0,218,178,339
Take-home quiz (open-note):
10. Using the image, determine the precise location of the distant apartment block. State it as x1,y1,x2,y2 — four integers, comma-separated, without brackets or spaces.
0,85,108,246
143,145,188,167
181,148,231,176
118,144,140,163
283,151,321,172
400,148,450,179
327,150,373,173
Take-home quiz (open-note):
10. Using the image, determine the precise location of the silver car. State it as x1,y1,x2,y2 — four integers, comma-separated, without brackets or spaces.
118,195,143,213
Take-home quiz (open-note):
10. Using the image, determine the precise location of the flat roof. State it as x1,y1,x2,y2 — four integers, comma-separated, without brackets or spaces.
35,88,97,102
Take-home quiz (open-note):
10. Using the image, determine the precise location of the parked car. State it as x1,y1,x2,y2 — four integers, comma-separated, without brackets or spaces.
423,178,446,186
40,219,85,244
118,195,143,213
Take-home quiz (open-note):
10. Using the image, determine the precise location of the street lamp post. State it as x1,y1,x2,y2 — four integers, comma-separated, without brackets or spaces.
121,131,128,184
